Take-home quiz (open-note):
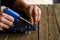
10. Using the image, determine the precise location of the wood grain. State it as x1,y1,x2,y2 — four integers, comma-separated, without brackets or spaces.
39,5,49,40
47,5,59,40
0,34,8,40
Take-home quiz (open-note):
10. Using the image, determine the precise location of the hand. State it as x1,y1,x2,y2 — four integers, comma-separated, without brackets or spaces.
13,0,41,24
0,12,14,31
26,5,41,24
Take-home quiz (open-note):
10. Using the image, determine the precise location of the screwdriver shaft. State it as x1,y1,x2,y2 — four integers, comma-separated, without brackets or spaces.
19,17,33,25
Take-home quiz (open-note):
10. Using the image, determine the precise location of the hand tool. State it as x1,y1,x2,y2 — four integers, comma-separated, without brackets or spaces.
0,6,36,34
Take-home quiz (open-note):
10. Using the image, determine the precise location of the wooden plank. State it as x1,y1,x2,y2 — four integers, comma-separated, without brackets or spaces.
53,4,60,33
7,34,16,40
0,34,8,40
47,5,59,40
39,5,48,40
53,4,60,40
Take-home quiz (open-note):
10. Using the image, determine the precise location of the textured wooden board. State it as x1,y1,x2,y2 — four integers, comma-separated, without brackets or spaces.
53,4,60,32
53,4,60,40
0,34,8,40
47,5,59,40
39,5,60,40
39,5,48,40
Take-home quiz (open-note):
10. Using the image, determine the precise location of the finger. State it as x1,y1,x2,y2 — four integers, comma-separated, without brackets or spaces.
0,22,9,29
0,28,3,31
38,8,41,21
29,16,34,24
28,5,34,24
1,17,13,26
2,13,14,22
33,6,38,24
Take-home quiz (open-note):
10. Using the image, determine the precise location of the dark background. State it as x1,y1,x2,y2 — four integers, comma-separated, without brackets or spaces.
53,0,60,3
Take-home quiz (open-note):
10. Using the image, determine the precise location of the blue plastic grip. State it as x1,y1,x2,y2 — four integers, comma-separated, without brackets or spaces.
3,8,20,21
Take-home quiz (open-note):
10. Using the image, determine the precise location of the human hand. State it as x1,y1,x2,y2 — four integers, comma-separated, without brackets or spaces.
26,5,41,24
0,12,14,31
13,0,41,24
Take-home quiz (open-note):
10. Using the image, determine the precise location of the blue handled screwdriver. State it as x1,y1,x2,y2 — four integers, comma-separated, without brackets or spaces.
1,6,36,34
1,6,33,25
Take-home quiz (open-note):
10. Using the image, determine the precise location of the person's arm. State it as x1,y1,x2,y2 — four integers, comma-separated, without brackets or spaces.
13,0,41,24
13,0,29,11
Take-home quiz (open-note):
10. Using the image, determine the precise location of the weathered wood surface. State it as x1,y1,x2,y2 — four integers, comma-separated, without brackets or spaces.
0,5,60,40
39,5,48,40
39,5,60,40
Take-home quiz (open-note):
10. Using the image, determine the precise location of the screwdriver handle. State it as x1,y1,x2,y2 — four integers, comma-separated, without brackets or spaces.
1,6,20,21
